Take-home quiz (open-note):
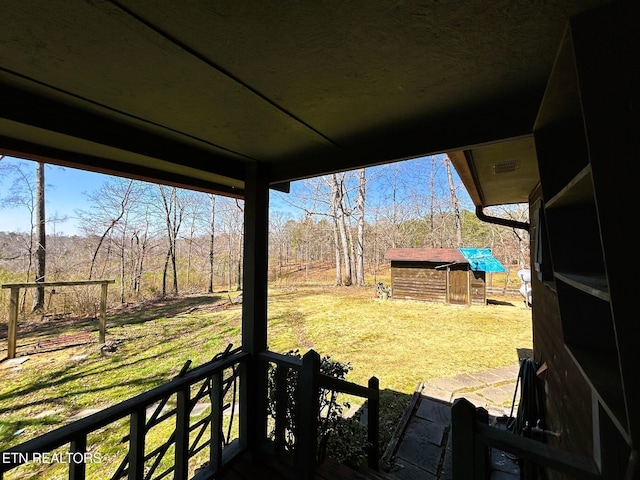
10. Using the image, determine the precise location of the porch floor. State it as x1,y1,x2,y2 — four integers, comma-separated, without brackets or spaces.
216,455,395,480
381,363,522,480
217,363,522,480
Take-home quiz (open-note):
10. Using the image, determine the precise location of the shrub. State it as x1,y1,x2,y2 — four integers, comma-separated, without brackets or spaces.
266,350,370,467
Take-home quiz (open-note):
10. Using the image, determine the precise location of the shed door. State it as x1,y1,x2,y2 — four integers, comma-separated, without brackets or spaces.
449,270,468,304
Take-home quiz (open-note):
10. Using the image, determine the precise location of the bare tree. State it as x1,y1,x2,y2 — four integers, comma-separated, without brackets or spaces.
0,160,39,311
33,162,46,311
355,169,366,286
208,194,216,293
330,173,352,285
158,186,187,297
81,179,137,281
445,154,463,247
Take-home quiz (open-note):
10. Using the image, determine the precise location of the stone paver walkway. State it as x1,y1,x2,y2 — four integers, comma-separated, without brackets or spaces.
381,364,522,480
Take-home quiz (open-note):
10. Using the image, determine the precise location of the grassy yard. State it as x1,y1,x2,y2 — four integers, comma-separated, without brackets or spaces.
0,284,532,477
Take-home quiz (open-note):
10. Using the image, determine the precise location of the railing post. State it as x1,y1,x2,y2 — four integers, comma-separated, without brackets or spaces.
69,434,87,480
210,372,223,472
368,376,380,471
452,398,477,480
175,387,190,480
298,350,320,480
7,287,19,359
99,283,108,344
475,407,489,478
274,364,288,456
129,409,146,480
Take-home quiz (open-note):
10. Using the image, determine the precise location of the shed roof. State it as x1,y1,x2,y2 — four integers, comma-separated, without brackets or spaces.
385,247,506,273
459,248,507,273
385,248,466,264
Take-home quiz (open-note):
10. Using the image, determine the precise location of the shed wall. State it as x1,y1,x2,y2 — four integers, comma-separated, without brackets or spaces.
390,261,484,304
391,262,447,302
470,271,487,305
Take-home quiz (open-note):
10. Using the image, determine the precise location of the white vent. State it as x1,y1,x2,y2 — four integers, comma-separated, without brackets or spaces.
492,159,519,174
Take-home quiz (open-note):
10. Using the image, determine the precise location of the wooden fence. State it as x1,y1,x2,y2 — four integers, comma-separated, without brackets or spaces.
1,279,115,359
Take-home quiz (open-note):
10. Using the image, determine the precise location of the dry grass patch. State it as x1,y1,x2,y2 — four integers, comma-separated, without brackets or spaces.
1,284,531,473
267,285,532,394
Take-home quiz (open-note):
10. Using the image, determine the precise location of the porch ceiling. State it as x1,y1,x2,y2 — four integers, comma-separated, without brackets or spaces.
0,1,608,203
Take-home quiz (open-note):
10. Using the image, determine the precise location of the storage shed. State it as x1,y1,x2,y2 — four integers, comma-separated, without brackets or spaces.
385,248,506,305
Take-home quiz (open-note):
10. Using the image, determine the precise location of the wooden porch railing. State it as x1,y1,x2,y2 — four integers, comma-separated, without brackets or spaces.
260,349,380,480
0,347,378,480
451,398,602,480
0,345,247,480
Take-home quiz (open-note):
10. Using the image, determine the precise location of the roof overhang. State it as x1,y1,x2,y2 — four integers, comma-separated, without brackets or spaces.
0,1,609,198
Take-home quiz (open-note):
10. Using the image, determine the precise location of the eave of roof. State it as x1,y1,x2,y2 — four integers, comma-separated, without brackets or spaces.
384,248,467,263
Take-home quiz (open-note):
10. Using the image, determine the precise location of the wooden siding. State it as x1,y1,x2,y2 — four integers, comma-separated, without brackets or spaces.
391,263,447,302
449,270,468,304
390,261,487,305
529,190,594,477
470,271,487,305
391,261,487,305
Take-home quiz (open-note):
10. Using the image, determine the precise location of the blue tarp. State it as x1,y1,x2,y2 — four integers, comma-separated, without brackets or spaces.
459,248,507,273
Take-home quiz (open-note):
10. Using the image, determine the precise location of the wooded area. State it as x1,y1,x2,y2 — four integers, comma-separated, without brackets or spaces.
0,155,529,315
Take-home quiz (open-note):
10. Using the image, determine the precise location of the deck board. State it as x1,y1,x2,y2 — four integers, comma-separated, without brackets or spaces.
216,454,395,480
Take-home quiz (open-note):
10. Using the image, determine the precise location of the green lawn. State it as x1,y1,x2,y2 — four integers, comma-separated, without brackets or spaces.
0,285,532,477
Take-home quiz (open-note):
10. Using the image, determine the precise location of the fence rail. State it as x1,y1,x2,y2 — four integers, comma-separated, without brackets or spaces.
1,279,115,358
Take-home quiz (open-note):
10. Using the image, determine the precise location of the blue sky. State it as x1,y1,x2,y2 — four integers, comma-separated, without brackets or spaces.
0,158,109,235
0,155,471,235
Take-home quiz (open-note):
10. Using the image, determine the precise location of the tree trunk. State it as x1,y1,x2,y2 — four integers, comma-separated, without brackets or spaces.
355,169,366,286
429,156,436,246
445,154,463,247
33,162,46,312
332,174,352,285
162,246,171,297
332,215,342,286
208,194,216,293
119,224,126,303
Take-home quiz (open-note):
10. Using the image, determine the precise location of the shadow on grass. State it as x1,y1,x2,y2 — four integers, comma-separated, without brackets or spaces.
0,294,231,349
487,298,517,306
107,294,231,328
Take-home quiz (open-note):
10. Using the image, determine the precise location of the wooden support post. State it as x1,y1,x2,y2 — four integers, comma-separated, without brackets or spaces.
452,398,476,480
99,282,108,344
274,364,288,456
298,350,320,480
175,387,190,480
240,162,270,456
210,373,223,472
7,287,19,359
368,376,380,471
129,409,146,480
69,434,87,480
475,407,490,478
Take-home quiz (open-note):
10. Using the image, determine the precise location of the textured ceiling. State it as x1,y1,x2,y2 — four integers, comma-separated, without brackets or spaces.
0,0,609,202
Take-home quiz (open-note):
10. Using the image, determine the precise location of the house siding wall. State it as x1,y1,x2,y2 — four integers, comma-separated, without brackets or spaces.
529,189,594,478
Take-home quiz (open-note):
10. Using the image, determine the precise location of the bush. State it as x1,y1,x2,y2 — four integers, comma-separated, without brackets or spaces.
266,350,370,467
